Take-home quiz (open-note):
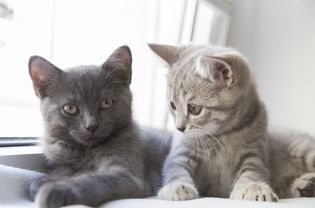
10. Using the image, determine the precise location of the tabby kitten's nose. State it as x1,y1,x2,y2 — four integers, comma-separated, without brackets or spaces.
176,126,186,132
86,123,99,134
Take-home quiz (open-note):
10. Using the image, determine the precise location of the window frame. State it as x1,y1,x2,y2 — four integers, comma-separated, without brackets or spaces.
0,0,233,169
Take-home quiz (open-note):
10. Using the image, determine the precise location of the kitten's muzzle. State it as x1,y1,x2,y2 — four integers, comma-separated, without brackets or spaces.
85,123,99,134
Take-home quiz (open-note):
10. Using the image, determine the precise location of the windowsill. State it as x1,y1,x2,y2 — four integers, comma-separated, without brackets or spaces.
0,145,42,156
0,145,45,171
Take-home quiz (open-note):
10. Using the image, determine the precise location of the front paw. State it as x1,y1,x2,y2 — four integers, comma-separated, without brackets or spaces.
35,182,81,208
290,173,315,197
230,182,278,202
157,182,199,201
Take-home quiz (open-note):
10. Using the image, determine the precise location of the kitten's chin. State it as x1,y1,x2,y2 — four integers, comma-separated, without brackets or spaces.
70,131,111,147
75,136,110,147
175,129,204,139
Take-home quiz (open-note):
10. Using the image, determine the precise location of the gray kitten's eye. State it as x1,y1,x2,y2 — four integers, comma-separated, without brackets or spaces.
63,104,78,115
169,101,177,110
100,99,113,109
188,104,202,115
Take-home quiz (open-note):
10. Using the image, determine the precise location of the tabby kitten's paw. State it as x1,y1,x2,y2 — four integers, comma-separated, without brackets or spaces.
157,182,199,201
230,182,278,202
36,182,81,208
290,172,315,197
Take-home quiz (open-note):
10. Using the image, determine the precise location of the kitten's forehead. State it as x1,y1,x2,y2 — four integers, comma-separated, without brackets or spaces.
168,70,219,108
62,65,120,101
166,46,244,105
66,66,101,87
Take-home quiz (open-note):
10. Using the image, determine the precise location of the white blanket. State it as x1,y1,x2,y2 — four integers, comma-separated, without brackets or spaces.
0,165,314,208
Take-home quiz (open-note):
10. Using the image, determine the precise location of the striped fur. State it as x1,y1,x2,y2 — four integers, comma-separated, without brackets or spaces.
149,44,315,201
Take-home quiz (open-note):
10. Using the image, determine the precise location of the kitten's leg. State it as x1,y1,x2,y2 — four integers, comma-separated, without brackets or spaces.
290,173,315,197
230,152,278,202
35,166,145,208
30,175,58,201
157,150,199,201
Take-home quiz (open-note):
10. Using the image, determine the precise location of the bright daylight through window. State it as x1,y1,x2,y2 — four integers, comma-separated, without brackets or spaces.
0,0,231,139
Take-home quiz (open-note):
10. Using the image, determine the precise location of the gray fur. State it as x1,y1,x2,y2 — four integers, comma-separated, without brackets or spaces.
29,46,171,208
149,44,315,201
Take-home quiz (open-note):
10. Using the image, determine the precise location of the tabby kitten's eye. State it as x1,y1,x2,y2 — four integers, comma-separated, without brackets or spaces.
63,104,78,115
169,101,177,110
100,99,113,109
188,104,202,115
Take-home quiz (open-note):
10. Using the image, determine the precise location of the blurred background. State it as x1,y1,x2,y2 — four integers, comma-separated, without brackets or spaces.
0,0,314,137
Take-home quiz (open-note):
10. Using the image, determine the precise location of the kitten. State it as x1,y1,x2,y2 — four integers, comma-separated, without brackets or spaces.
28,46,171,208
149,44,315,201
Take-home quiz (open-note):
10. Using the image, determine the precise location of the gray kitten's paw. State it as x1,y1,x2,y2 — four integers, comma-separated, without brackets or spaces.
290,172,315,197
157,182,199,201
35,182,81,208
230,182,278,202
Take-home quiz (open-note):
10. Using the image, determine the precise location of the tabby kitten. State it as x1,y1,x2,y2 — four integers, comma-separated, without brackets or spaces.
149,44,315,201
28,46,169,208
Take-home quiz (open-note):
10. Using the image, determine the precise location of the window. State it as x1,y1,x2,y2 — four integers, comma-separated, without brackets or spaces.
0,0,232,139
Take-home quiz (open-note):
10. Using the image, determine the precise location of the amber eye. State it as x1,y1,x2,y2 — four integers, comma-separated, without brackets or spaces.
63,104,78,115
100,99,113,109
169,101,177,110
188,104,202,115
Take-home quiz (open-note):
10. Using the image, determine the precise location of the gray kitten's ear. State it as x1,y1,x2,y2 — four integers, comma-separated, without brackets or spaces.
196,55,237,87
148,43,179,66
103,45,132,85
29,56,63,97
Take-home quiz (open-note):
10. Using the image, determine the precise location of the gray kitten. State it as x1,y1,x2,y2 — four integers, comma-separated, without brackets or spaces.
149,44,315,202
28,46,171,208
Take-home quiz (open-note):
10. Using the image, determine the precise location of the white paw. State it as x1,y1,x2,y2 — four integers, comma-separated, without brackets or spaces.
230,182,278,202
157,182,199,201
290,173,315,197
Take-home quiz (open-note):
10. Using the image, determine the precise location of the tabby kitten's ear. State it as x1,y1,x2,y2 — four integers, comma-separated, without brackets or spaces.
148,43,180,66
196,55,237,87
102,45,132,85
29,56,63,98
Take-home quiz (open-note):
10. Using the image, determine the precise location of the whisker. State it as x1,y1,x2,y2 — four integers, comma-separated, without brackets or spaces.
202,129,224,153
199,135,212,169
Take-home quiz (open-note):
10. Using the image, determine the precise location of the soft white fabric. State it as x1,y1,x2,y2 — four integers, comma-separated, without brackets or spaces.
99,198,315,208
0,165,315,208
0,165,44,208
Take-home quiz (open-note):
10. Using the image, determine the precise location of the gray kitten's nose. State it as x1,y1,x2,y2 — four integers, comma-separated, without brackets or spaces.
86,123,99,134
176,126,185,132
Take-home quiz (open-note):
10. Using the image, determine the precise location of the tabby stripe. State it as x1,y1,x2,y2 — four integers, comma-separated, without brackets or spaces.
164,162,193,176
225,100,260,134
170,150,190,159
233,161,268,185
233,152,260,176
166,173,192,183
168,151,198,165
240,174,256,181
239,162,268,176
232,163,268,186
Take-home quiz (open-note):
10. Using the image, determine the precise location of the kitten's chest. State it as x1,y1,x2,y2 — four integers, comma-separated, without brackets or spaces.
193,140,234,197
43,139,104,170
